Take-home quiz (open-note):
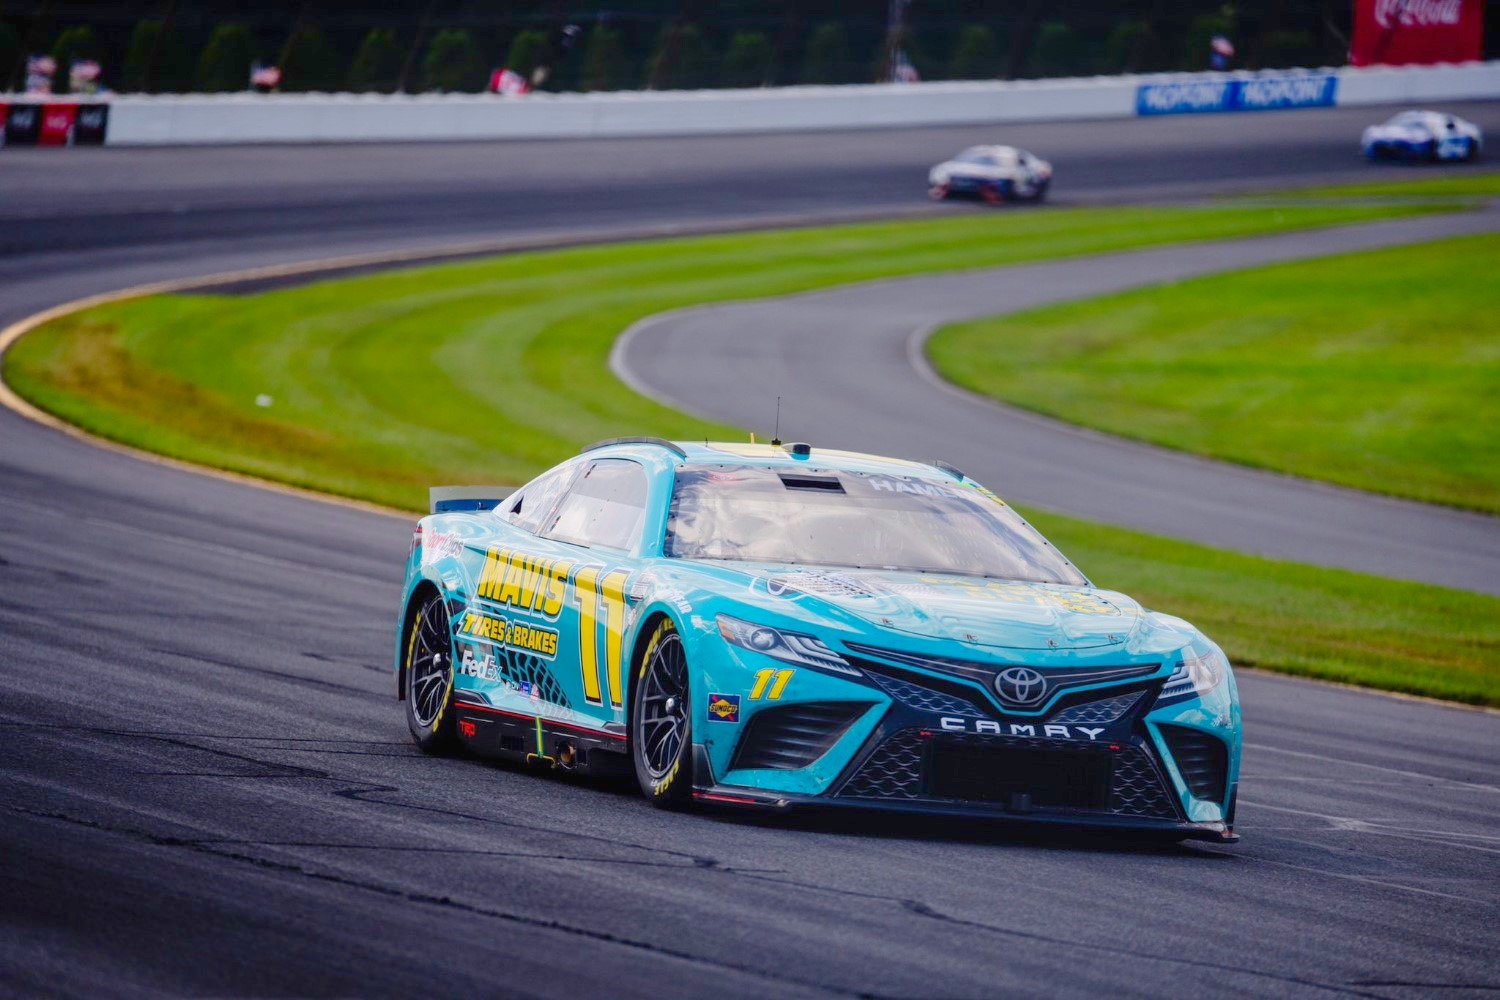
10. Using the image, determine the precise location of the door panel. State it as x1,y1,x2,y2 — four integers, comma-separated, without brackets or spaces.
453,459,650,731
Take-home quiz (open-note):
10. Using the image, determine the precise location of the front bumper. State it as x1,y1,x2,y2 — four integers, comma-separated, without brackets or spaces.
692,648,1239,842
691,745,1236,843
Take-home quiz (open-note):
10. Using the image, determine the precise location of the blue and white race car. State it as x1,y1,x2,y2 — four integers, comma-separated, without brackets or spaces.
929,145,1052,203
395,438,1241,843
1362,110,1482,162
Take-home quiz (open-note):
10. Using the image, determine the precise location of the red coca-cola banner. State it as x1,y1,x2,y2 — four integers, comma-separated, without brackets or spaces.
1350,0,1483,66
37,103,77,145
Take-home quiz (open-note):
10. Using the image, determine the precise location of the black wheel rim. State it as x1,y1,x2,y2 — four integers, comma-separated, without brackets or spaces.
639,633,688,779
409,598,452,728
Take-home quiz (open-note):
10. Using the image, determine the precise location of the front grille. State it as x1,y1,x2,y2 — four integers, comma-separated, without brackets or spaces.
843,645,1159,713
838,729,1179,820
1050,690,1144,725
730,702,871,771
929,741,1112,810
863,669,983,717
838,728,926,799
1158,725,1229,804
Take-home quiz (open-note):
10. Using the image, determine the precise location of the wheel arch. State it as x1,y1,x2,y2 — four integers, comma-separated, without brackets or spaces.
397,580,445,701
624,609,680,730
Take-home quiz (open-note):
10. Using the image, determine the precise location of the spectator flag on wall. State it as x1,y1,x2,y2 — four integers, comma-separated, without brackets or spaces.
250,64,282,91
1209,35,1235,70
69,60,102,95
25,55,57,94
890,49,920,83
489,68,532,96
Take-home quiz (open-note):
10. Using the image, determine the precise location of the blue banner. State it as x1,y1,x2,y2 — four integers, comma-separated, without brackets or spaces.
1136,73,1338,116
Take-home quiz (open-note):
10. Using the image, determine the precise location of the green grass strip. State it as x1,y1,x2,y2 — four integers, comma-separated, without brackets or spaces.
1272,170,1500,199
930,233,1500,514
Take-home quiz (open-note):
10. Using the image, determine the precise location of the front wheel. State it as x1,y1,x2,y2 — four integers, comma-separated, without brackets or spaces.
928,182,950,201
405,591,457,752
632,618,693,807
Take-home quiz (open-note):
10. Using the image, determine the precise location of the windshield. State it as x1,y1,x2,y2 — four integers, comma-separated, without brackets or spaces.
664,465,1087,585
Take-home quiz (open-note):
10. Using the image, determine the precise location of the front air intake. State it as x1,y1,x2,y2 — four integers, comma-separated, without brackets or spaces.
730,702,871,771
1158,725,1229,804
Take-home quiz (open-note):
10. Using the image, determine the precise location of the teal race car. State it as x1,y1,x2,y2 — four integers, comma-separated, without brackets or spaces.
396,438,1241,842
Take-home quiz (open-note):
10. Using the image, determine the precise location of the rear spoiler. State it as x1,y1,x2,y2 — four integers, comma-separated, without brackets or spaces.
429,485,514,515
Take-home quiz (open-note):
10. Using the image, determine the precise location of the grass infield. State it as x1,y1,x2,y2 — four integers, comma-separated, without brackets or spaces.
6,193,1495,704
929,233,1500,514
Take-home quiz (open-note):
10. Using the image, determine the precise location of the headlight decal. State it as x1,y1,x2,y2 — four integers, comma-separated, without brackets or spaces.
1155,648,1227,705
716,614,861,677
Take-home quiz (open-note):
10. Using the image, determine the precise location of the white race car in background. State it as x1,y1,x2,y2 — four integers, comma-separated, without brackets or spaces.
1362,111,1482,162
929,145,1052,203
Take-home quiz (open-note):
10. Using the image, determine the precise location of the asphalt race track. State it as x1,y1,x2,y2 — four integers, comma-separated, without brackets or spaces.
3,103,1499,997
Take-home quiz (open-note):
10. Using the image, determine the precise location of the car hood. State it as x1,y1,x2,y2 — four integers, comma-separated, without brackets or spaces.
744,566,1142,651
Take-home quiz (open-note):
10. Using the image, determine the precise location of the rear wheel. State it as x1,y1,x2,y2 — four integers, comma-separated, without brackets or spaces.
632,618,693,807
405,592,457,752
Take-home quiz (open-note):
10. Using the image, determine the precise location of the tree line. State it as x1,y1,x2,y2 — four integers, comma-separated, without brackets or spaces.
1,11,1351,96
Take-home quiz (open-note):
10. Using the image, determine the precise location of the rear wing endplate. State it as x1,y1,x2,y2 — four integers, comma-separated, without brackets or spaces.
429,485,514,515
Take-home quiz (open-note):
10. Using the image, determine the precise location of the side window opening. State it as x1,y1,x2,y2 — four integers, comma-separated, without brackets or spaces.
506,464,580,535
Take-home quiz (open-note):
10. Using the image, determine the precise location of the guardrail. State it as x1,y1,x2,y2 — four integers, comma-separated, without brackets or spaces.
3,61,1496,147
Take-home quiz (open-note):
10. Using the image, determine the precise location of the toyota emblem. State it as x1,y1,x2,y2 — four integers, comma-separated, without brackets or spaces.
995,667,1048,706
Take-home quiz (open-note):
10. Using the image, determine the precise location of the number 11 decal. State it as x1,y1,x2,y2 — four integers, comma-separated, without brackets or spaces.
575,566,631,708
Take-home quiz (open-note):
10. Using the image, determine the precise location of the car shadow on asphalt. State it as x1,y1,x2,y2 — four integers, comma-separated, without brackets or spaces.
461,750,1232,858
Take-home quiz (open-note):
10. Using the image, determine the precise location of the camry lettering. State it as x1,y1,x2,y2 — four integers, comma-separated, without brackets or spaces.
939,717,1107,741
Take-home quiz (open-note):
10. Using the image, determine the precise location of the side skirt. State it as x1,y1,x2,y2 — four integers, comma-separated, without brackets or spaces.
453,698,629,776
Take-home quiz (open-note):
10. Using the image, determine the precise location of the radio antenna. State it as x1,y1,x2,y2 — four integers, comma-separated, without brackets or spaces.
771,397,782,447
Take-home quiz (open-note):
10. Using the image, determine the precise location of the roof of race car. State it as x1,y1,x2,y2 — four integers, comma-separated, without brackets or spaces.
585,438,959,480
954,144,1020,162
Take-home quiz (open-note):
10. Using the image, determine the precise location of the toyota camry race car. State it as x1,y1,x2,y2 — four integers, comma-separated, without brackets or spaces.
1362,110,1482,162
929,145,1052,203
397,439,1241,842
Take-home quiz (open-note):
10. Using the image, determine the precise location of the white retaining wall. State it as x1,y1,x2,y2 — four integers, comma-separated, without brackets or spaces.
9,61,1499,146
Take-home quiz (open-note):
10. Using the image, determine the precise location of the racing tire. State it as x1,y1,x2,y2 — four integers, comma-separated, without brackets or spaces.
405,591,458,753
1464,140,1478,163
631,617,693,808
982,181,1013,206
928,182,950,200
1031,180,1050,203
